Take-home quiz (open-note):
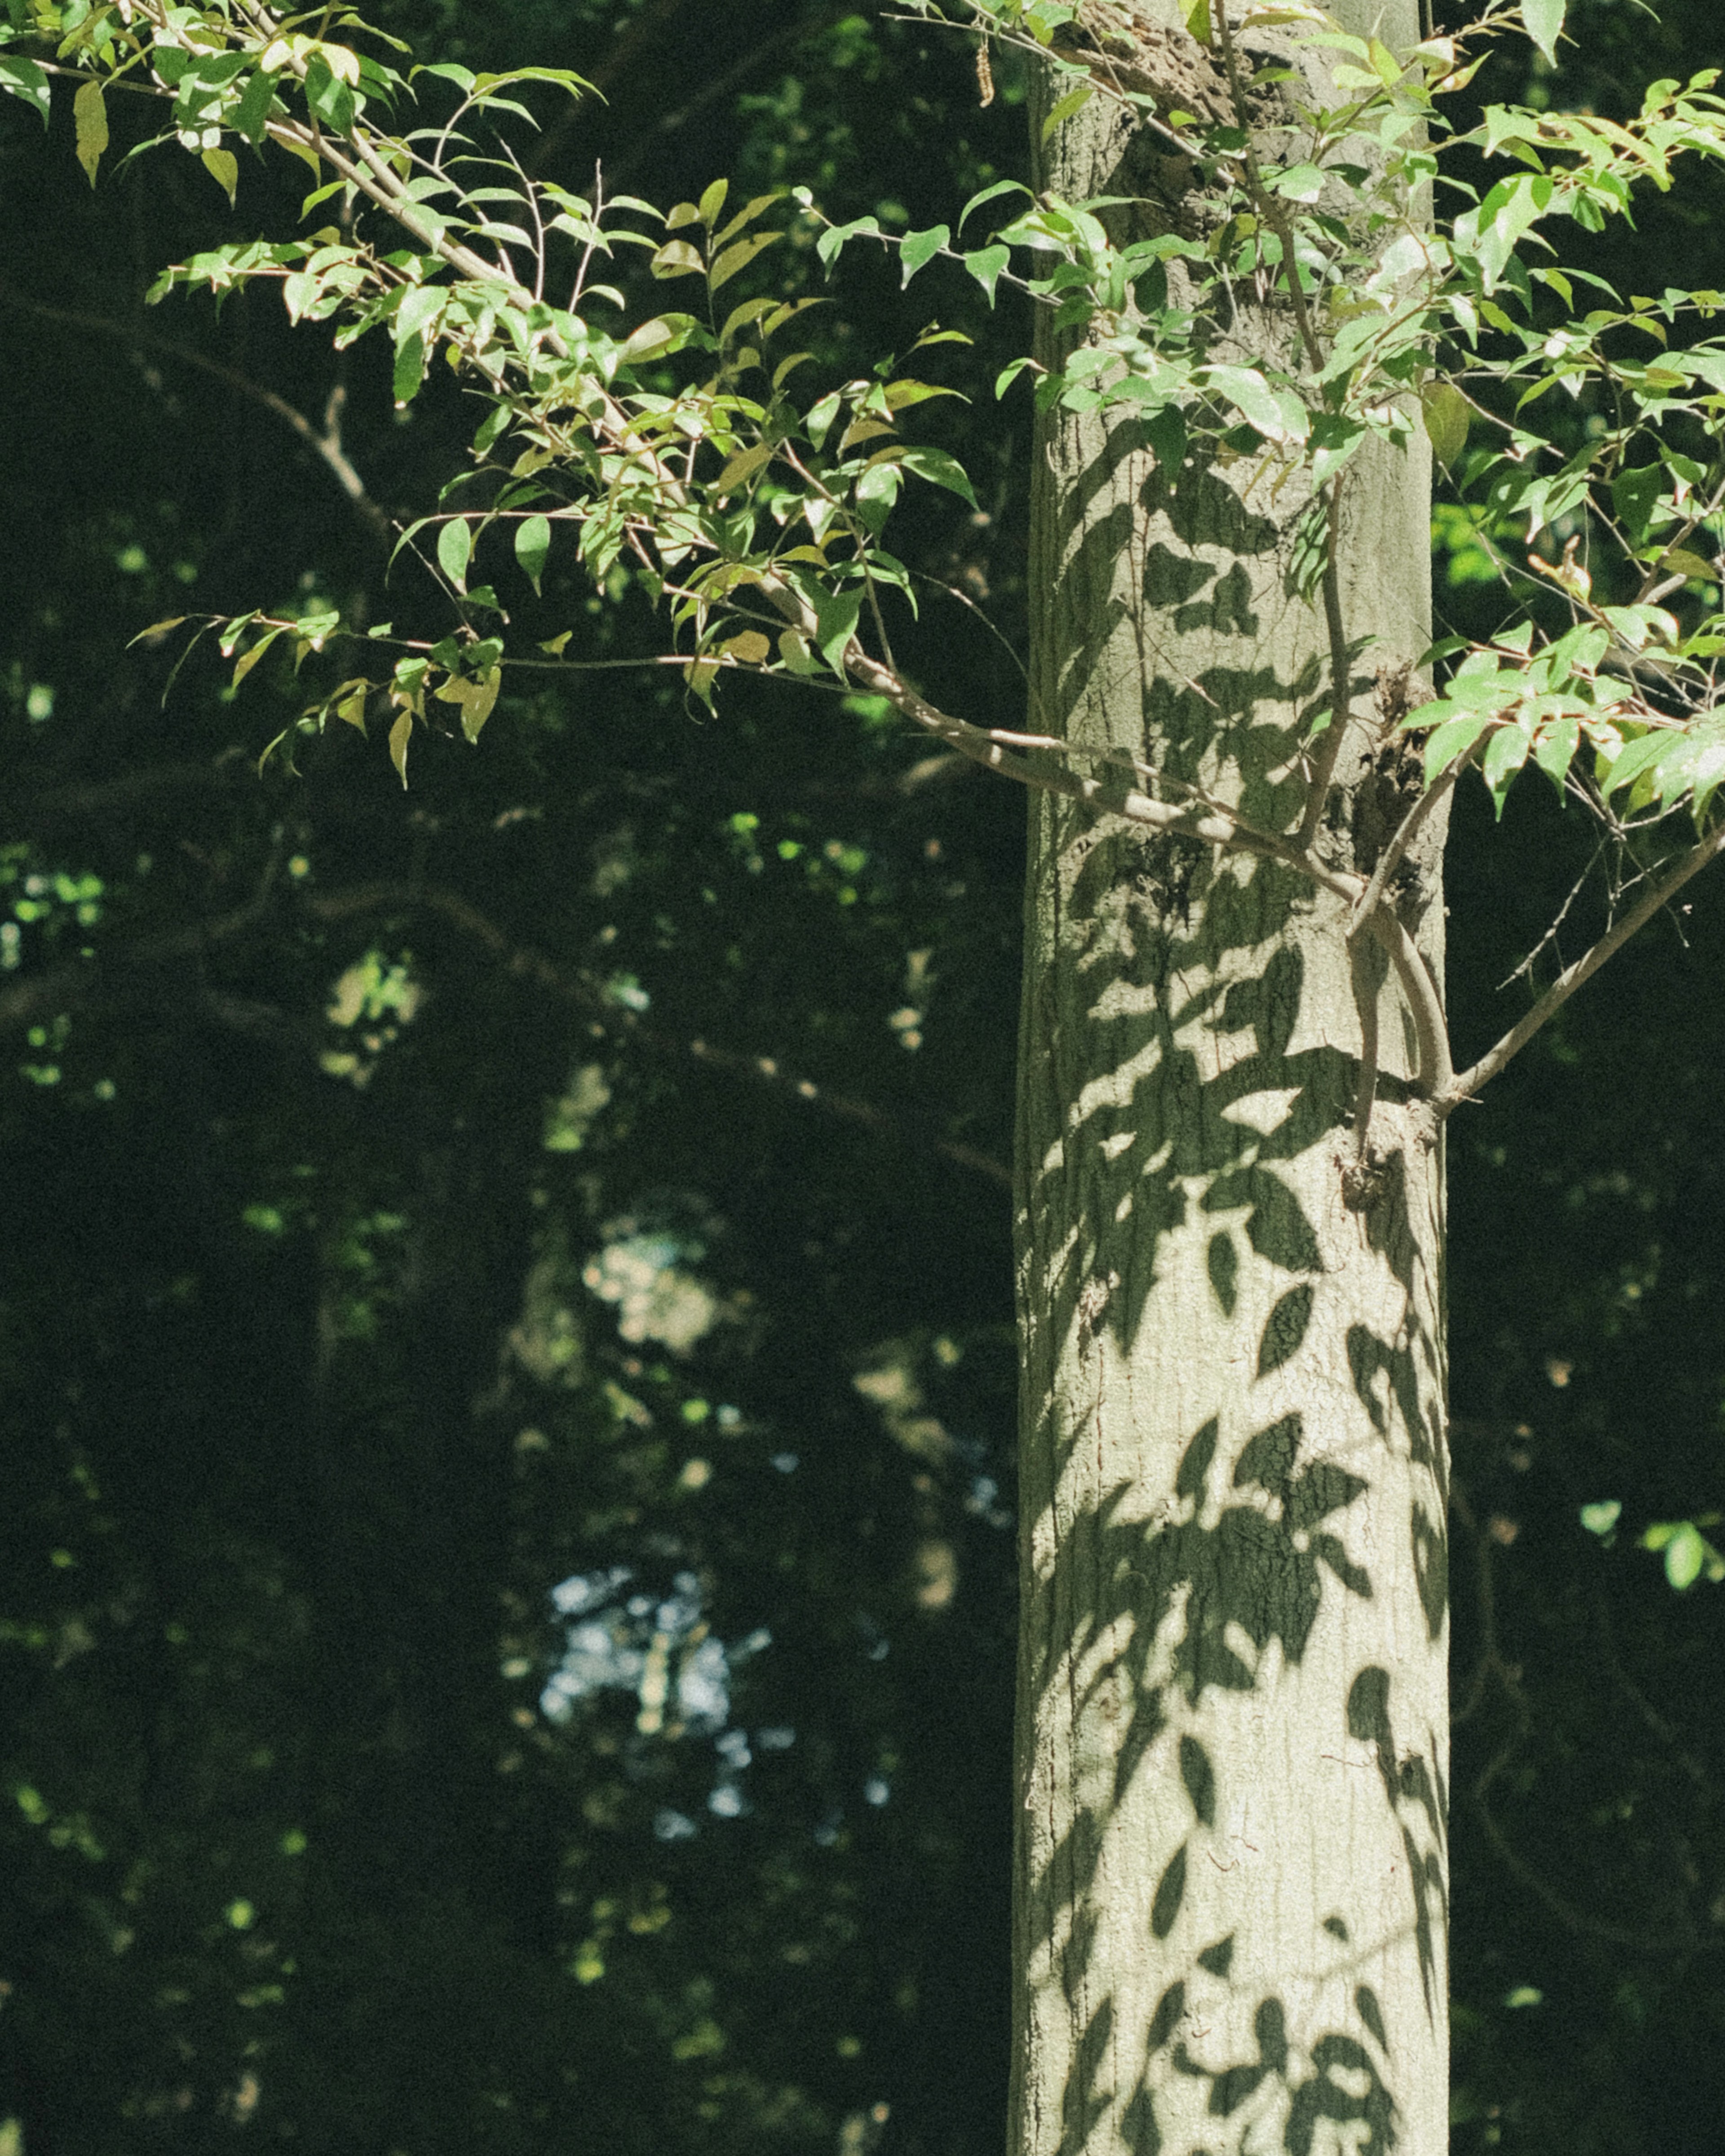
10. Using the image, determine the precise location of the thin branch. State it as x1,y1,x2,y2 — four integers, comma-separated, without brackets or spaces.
1364,903,1452,1100
2,759,247,824
304,883,1011,1186
1349,934,1380,1161
0,892,274,1033
1495,836,1607,992
1211,5,1359,854
1469,1778,1698,1954
750,572,1368,901
0,284,390,540
1442,819,1725,1108
1593,1591,1716,1798
1349,734,1485,940
1452,1482,1702,1954
0,875,1009,1185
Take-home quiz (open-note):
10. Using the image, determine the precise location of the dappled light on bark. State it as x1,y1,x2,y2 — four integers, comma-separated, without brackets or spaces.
1011,6,1447,2149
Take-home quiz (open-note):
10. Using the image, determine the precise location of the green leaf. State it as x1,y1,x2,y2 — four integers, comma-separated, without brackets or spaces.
650,239,705,280
515,514,552,595
1204,366,1300,442
393,332,426,408
1521,0,1566,65
698,177,729,229
815,215,880,270
395,285,447,350
234,67,277,146
1423,713,1491,786
1533,714,1579,793
202,147,239,208
438,518,473,593
1178,0,1212,42
231,627,286,689
1579,1501,1621,1538
1040,83,1094,145
1308,412,1365,491
716,439,774,496
963,243,1010,307
434,663,502,744
0,53,50,127
709,230,779,294
899,224,949,289
1662,1521,1705,1591
811,590,862,679
958,178,1029,232
1464,173,1554,294
1272,164,1326,204
805,390,843,450
388,710,413,788
1611,465,1670,544
620,313,693,363
73,79,107,186
1604,731,1676,797
1482,718,1532,813
412,59,476,88
898,447,979,509
855,457,904,524
1420,382,1470,467
304,55,356,135
713,191,782,248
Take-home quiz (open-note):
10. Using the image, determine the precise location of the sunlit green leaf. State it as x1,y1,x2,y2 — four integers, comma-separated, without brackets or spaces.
515,514,552,595
438,518,473,593
899,225,949,288
1420,381,1471,467
0,55,50,128
1521,0,1566,65
898,447,978,509
73,80,107,187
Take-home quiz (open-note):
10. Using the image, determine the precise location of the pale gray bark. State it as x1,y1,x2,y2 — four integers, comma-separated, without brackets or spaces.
1010,6,1449,2152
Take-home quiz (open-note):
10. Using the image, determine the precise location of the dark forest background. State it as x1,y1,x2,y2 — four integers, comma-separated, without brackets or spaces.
2,0,1723,2149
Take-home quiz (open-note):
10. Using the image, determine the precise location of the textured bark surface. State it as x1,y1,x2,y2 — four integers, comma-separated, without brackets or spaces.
1010,5,1449,2152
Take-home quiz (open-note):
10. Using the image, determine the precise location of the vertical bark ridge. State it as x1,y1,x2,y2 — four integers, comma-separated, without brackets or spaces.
1011,6,1448,2152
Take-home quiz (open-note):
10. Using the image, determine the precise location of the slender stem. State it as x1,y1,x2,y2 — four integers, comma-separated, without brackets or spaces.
305,884,1011,1187
0,285,389,538
1442,820,1725,1108
1212,8,1324,375
1349,934,1381,1160
752,574,1366,900
1348,734,1484,939
1297,480,1358,850
1365,905,1452,1100
1211,9,1371,852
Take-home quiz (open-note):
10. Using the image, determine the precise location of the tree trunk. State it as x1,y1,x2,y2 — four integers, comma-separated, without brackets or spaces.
1011,6,1449,2152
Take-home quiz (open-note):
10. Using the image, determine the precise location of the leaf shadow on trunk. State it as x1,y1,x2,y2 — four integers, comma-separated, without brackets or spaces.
1017,761,1446,2155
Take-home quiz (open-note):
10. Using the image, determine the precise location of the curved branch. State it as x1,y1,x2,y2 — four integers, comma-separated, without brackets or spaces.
0,284,390,540
1349,734,1483,940
303,883,1012,1187
1364,903,1451,1102
1441,819,1725,1110
752,574,1367,902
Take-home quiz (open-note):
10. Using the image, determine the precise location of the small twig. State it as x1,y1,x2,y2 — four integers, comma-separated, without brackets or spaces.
1297,481,1359,853
304,883,1011,1187
1495,837,1607,992
1442,819,1725,1108
1365,904,1451,1101
1349,734,1485,941
1349,934,1381,1161
0,286,390,539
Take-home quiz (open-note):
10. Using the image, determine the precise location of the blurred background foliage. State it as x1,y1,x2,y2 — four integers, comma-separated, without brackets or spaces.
0,0,1722,2149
